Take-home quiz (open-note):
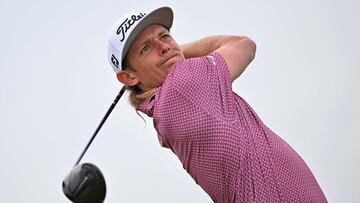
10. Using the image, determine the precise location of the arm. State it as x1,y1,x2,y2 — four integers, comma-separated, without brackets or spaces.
181,35,256,82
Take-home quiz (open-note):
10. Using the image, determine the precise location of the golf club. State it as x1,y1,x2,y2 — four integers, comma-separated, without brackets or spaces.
62,86,127,203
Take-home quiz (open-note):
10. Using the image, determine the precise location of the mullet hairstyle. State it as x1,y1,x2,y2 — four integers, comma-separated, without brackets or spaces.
121,56,155,108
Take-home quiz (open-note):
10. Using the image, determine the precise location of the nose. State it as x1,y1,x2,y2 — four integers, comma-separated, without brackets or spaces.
154,38,170,55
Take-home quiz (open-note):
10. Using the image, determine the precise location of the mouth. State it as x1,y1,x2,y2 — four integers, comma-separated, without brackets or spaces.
158,54,179,67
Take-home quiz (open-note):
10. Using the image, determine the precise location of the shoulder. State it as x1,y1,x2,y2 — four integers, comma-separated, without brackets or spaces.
156,52,232,110
168,52,228,84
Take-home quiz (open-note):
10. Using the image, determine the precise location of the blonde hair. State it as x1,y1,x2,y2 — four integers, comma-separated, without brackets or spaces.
128,88,155,108
122,56,155,108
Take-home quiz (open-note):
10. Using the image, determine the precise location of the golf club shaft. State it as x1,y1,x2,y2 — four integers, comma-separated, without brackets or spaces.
74,86,127,166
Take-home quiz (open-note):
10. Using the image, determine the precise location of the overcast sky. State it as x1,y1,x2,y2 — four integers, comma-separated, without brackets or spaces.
1,0,359,202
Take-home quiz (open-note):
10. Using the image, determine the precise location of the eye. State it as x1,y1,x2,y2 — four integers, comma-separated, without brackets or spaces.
161,33,171,41
140,44,151,55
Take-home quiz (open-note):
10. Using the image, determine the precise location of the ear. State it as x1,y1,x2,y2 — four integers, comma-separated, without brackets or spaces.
116,70,139,86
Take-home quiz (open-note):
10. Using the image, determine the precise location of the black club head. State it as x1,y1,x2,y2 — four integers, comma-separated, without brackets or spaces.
62,163,106,203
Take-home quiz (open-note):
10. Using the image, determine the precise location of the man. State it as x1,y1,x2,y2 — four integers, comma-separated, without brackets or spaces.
107,6,327,203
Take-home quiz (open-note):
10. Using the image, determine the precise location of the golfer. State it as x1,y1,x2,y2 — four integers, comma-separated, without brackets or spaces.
106,6,327,203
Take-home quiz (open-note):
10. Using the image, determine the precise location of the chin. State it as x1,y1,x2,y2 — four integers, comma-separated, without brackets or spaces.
169,56,184,66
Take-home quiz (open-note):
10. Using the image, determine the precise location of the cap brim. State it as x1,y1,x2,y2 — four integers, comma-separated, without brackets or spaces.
121,6,173,61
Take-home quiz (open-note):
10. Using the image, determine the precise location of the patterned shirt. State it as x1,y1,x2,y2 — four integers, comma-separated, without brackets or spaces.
137,52,327,203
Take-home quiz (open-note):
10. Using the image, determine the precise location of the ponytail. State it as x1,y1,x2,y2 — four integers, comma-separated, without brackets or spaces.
128,87,155,108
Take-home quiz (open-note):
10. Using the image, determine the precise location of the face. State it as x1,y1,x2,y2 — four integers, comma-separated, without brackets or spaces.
122,24,185,91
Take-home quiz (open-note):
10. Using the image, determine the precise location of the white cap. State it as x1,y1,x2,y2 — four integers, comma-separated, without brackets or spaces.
107,6,173,73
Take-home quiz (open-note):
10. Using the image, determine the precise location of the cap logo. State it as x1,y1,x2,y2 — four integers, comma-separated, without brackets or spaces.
116,13,146,42
111,54,119,69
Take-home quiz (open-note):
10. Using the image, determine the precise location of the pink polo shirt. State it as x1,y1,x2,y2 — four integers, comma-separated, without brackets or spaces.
137,52,327,203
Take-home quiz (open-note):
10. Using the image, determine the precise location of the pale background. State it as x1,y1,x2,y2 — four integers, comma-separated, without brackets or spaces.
1,0,359,202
